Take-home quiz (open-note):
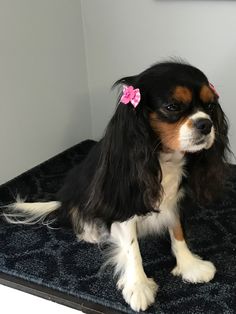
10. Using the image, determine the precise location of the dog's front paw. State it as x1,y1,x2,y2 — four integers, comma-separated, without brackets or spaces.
172,256,216,283
120,277,158,312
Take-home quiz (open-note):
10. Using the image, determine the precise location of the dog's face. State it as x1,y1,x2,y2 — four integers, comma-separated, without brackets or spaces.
145,63,219,152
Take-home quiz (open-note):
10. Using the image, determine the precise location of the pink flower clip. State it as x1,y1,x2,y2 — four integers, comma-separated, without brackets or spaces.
209,82,219,98
120,85,141,108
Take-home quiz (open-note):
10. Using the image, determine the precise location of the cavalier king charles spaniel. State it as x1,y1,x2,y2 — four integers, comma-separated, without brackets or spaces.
4,61,231,311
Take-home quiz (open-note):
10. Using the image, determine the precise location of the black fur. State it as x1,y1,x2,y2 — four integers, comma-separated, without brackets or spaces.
56,61,231,231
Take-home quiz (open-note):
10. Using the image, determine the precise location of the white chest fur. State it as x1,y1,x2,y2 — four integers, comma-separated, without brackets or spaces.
137,151,185,237
159,151,185,211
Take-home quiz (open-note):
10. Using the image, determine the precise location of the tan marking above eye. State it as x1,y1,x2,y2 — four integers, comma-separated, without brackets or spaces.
200,85,214,103
172,86,192,104
149,112,189,151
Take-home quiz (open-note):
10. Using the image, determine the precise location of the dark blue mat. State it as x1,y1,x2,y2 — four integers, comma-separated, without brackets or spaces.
0,140,236,313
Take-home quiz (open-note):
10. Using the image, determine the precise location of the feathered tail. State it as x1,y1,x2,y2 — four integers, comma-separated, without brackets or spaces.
3,198,61,225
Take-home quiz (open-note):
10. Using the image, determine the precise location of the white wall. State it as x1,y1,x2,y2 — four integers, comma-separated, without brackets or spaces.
81,0,236,155
0,0,91,184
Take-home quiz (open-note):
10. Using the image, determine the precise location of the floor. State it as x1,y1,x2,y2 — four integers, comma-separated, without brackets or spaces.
0,284,83,314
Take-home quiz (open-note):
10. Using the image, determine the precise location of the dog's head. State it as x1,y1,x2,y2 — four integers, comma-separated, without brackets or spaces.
116,62,227,154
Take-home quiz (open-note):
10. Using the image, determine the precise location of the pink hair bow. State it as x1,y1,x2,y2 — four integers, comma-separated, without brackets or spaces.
120,85,141,108
209,83,219,98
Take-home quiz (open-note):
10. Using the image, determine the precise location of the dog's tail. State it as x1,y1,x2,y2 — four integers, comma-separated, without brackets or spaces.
2,198,61,225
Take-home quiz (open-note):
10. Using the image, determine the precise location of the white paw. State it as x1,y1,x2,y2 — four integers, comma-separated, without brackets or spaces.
172,256,216,283
119,278,158,312
77,223,108,244
77,232,100,243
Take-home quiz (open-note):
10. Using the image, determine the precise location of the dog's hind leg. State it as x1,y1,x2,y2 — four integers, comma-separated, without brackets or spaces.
78,221,108,244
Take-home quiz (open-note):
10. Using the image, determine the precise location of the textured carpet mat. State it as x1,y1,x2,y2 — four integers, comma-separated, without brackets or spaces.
0,140,236,314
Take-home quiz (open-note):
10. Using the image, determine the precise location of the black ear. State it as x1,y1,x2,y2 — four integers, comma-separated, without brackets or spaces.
187,103,232,204
84,76,163,223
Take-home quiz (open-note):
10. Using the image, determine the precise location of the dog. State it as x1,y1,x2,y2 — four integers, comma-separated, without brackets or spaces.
4,61,231,312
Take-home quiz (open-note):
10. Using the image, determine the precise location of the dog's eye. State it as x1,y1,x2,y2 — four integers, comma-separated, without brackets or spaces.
206,103,215,111
165,103,180,112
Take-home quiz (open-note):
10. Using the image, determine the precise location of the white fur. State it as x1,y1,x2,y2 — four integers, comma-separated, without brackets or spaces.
78,223,102,243
78,222,108,244
169,230,216,283
3,200,60,224
179,111,215,152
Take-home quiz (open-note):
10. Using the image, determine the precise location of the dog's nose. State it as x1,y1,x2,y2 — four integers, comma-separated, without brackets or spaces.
194,118,213,135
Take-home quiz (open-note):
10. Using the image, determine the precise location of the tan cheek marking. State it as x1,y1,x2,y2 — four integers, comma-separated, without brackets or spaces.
200,85,214,103
149,112,188,151
172,86,192,104
172,221,185,241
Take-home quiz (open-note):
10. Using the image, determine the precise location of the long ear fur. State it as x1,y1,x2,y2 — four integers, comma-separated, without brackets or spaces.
84,76,163,223
187,104,232,204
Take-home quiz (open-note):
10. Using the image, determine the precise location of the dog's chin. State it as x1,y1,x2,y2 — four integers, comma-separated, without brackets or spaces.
182,138,214,153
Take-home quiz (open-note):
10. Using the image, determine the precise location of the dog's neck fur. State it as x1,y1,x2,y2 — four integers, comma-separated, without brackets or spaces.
159,150,185,164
